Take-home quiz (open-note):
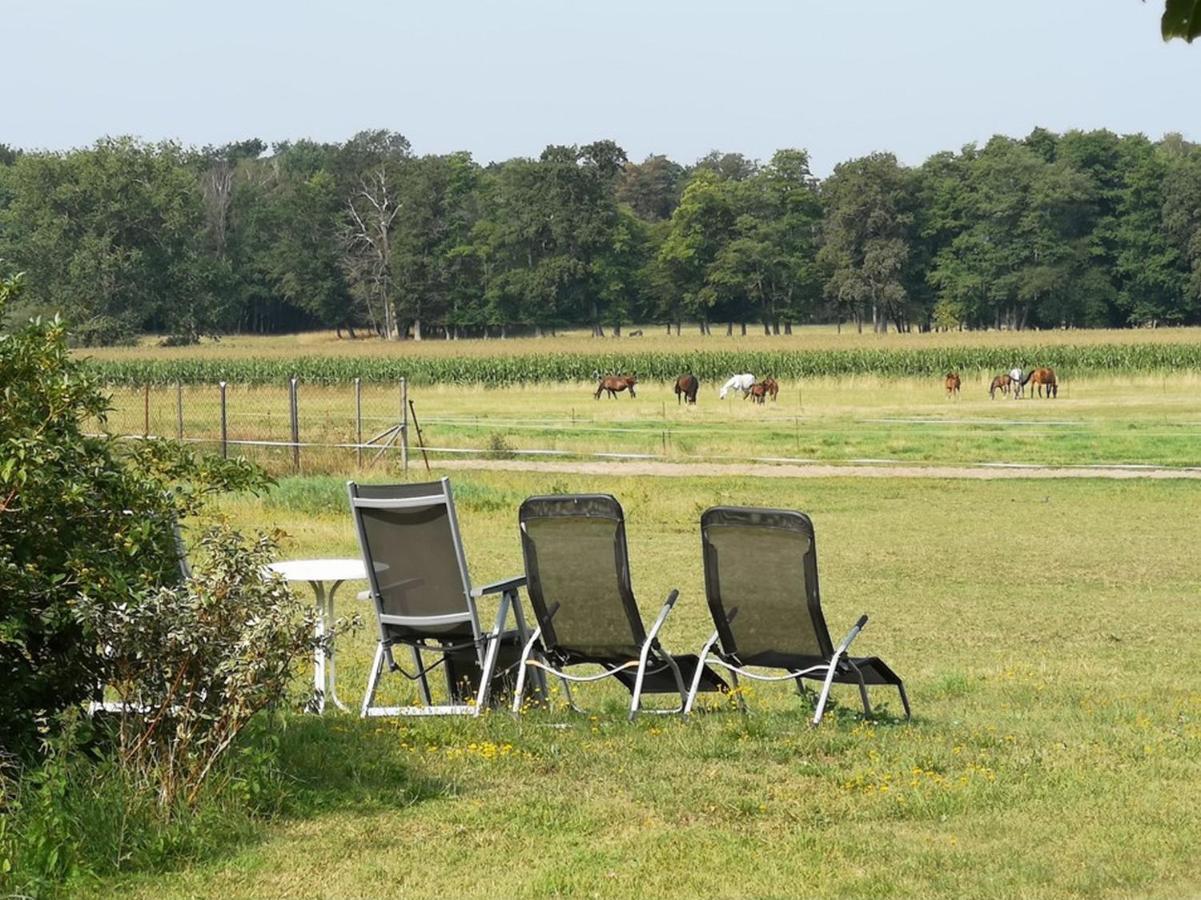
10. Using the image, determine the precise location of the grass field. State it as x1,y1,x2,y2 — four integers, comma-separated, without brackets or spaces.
104,373,1201,471
88,468,1201,898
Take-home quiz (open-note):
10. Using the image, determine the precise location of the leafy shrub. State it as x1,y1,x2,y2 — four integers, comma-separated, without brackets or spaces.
74,526,354,809
67,313,140,347
0,711,283,897
0,273,268,757
485,432,516,459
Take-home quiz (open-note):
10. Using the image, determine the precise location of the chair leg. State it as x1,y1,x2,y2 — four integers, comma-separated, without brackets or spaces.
509,589,548,702
511,656,529,715
361,643,386,718
559,675,581,713
844,660,872,717
412,646,433,705
442,653,458,700
897,681,912,719
475,634,502,715
666,654,688,713
511,625,543,715
628,658,649,722
685,631,720,715
812,663,841,726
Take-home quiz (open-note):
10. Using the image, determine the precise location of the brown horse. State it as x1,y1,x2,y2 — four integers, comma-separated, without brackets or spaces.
594,373,637,399
945,373,961,397
674,373,699,405
1022,367,1058,398
989,373,1012,399
748,382,769,404
762,376,779,401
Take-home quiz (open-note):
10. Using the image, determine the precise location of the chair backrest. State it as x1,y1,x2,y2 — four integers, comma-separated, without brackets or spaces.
700,506,835,666
348,478,479,642
519,494,646,661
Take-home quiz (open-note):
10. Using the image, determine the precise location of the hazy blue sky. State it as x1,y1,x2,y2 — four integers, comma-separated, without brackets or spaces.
7,0,1198,174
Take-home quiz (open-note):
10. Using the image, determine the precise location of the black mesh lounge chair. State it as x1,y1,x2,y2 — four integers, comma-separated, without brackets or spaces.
348,478,543,717
513,494,725,721
688,507,910,725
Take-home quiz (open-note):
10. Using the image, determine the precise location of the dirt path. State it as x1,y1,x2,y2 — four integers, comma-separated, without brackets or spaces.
438,458,1201,480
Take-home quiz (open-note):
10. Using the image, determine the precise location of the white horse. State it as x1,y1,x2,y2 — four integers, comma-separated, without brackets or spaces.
1009,367,1024,399
719,373,756,399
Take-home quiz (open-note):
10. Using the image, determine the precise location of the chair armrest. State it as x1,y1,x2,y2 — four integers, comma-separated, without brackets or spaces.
833,614,869,656
646,589,680,643
471,574,527,598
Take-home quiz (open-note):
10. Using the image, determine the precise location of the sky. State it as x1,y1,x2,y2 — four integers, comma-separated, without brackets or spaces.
6,0,1199,175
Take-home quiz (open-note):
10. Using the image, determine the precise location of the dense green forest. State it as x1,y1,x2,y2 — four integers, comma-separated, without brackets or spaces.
2,127,1201,344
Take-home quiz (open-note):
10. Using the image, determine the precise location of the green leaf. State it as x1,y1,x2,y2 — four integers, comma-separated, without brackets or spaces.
1162,0,1201,41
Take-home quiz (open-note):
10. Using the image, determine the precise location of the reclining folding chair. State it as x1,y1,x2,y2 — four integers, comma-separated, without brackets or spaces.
687,507,910,725
348,478,542,717
513,494,725,721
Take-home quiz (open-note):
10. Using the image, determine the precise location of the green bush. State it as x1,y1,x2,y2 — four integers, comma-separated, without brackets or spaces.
0,272,267,757
0,711,282,897
74,526,353,809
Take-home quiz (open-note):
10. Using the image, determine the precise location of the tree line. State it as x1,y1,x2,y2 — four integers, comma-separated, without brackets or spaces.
2,127,1201,344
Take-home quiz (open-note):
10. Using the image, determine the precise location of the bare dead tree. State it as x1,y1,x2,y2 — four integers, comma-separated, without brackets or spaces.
200,161,235,260
341,165,402,339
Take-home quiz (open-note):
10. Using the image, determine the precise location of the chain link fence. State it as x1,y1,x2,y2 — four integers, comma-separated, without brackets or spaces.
102,379,411,475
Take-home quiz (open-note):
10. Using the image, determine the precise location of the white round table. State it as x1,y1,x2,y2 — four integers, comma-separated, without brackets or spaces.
266,558,367,713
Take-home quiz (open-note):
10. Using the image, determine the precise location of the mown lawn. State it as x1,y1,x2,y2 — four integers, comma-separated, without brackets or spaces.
90,469,1201,898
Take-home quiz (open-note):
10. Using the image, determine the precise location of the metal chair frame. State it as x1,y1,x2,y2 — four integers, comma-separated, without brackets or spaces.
349,478,543,717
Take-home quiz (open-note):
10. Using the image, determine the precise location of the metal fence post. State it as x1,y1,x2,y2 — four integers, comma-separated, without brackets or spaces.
143,384,150,438
176,382,184,442
289,377,300,473
354,378,363,469
400,378,409,474
219,381,228,458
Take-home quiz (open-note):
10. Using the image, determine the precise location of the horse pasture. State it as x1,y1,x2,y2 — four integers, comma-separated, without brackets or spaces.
102,372,1201,473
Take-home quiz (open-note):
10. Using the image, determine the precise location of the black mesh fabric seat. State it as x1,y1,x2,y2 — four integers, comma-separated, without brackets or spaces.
348,478,542,717
513,494,725,721
687,506,910,724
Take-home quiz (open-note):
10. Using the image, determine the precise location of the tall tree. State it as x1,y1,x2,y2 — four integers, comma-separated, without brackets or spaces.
0,138,212,342
617,154,686,221
392,152,481,340
819,153,913,332
657,169,737,333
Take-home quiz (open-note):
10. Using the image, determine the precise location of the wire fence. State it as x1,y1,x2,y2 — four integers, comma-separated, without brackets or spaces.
100,380,1198,473
101,379,411,474
99,379,741,473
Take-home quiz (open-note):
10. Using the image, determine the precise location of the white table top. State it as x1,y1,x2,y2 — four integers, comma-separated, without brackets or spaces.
266,558,367,583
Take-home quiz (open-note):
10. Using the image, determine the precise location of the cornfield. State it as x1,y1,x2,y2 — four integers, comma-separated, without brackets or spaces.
86,343,1201,386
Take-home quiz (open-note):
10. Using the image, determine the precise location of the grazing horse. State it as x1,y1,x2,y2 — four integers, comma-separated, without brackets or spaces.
1010,367,1025,398
989,373,1012,399
674,373,699,405
594,373,637,399
945,372,961,397
719,373,756,399
1022,367,1058,398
